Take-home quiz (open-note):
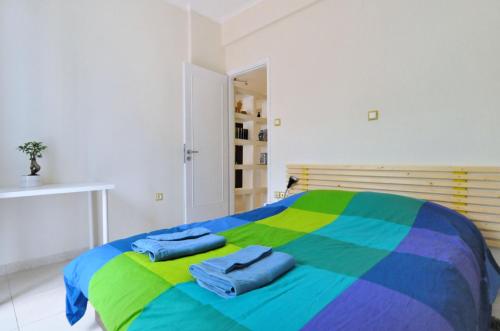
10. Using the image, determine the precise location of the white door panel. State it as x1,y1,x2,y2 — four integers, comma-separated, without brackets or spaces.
184,63,229,223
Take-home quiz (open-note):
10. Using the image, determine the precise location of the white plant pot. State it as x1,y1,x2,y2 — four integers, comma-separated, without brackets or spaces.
20,175,42,188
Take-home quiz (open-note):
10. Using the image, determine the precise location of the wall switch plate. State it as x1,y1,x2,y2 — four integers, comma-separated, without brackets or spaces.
368,110,379,121
155,193,164,201
274,118,281,127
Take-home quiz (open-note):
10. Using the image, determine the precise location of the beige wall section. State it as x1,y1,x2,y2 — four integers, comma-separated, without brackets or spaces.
0,0,187,268
224,0,500,200
190,11,225,73
222,0,320,46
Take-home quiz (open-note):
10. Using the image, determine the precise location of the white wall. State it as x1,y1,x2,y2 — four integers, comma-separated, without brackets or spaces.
224,0,500,200
222,0,319,46
0,0,190,270
190,11,225,73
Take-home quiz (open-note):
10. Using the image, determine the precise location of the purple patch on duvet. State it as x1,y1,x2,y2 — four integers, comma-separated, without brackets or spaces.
395,228,480,309
301,279,453,331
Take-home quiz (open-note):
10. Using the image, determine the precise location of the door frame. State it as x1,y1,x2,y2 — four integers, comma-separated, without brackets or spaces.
183,61,189,224
227,58,271,214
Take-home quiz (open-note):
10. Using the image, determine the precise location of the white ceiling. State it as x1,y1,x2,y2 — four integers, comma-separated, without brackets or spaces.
166,0,261,23
234,67,267,96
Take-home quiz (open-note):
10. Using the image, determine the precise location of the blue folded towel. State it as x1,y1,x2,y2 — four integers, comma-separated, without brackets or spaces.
189,248,295,298
147,227,211,241
201,245,272,274
132,234,226,262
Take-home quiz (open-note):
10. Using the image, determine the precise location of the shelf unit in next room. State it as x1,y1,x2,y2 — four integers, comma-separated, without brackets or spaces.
233,87,268,213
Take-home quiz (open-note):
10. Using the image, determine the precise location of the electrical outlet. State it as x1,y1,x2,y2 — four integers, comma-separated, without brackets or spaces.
274,191,286,199
155,193,164,201
274,118,282,127
368,110,379,121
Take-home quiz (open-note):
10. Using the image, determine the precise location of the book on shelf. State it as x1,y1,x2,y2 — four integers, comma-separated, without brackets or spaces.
235,146,243,165
235,123,249,140
258,129,267,142
259,152,268,165
235,170,243,188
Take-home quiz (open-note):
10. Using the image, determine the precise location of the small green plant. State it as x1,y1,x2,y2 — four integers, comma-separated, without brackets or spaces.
18,141,47,176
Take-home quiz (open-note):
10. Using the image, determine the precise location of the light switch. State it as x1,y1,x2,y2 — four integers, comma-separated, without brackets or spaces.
368,110,379,121
274,118,282,127
155,193,164,201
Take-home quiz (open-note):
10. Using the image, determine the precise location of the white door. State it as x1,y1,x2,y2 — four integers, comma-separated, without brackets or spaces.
184,63,229,223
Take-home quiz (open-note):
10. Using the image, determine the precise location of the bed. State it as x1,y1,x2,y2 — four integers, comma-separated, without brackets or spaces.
64,165,500,331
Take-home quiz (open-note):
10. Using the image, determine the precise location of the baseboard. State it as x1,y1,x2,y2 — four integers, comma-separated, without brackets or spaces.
0,247,87,276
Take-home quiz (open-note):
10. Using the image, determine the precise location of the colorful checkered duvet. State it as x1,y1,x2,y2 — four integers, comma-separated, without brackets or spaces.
64,190,500,331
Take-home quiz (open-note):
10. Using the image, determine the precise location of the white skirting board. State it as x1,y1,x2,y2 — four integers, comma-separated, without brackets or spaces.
0,247,87,276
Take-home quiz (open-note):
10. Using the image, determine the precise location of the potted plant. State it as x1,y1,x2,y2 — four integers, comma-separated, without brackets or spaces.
18,141,47,187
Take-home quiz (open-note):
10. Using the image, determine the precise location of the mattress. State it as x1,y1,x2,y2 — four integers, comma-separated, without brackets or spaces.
64,190,500,330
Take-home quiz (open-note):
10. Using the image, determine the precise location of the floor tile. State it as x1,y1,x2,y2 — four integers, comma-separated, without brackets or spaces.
0,276,18,331
491,249,500,318
493,296,500,317
13,285,66,326
8,261,66,299
491,248,500,319
491,248,500,265
20,306,102,331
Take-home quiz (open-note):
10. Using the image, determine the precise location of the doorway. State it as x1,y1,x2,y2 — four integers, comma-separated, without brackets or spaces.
229,63,270,214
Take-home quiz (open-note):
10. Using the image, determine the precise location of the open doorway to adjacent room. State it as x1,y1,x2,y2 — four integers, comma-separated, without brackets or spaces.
230,64,269,214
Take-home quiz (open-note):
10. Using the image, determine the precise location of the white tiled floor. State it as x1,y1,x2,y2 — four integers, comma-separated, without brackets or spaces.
0,261,102,331
2,252,500,330
491,249,500,319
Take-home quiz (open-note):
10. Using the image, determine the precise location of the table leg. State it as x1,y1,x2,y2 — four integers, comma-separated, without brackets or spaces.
102,189,109,244
88,191,95,248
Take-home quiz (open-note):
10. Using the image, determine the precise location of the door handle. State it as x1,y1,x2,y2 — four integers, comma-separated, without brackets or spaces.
185,148,199,162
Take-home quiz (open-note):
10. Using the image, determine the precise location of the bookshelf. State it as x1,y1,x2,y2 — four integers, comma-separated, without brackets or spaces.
234,86,268,213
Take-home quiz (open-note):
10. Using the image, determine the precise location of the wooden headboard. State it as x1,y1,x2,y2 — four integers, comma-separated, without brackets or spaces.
287,164,500,248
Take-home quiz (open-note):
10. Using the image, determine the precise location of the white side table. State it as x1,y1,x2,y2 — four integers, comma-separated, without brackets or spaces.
0,183,115,248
